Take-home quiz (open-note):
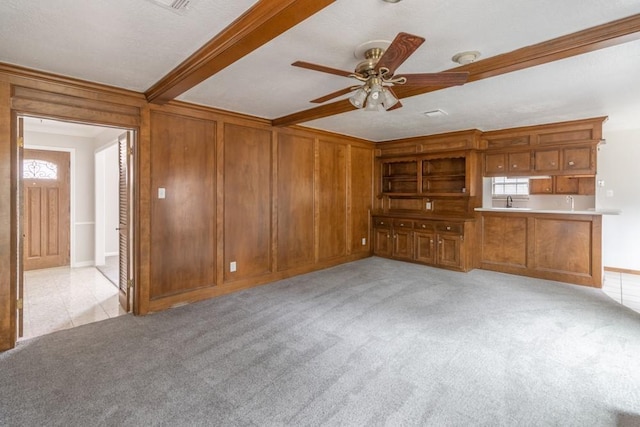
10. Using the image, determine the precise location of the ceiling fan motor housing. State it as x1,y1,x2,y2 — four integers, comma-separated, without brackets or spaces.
355,47,385,76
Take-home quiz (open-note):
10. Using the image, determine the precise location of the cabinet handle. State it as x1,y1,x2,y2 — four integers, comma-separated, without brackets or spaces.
446,226,451,230
439,240,443,244
400,223,404,226
380,221,384,225
568,161,575,166
497,165,503,169
422,224,426,228
551,161,556,166
512,164,518,168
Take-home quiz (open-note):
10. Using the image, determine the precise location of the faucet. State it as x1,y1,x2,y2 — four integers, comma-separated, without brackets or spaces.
506,195,513,208
566,195,574,211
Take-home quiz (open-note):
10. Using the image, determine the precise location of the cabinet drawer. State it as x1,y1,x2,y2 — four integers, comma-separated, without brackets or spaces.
374,217,391,228
436,223,463,234
393,219,414,229
414,221,434,231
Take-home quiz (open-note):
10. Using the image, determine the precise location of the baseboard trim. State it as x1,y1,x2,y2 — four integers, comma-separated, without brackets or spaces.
604,266,640,276
73,261,95,268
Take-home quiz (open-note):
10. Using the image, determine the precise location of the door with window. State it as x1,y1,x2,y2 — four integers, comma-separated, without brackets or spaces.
23,149,70,270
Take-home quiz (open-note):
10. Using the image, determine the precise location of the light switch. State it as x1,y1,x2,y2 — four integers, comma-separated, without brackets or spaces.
158,187,166,199
361,238,367,246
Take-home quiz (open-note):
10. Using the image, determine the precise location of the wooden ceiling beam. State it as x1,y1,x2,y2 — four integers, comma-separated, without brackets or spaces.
272,13,640,127
145,0,336,104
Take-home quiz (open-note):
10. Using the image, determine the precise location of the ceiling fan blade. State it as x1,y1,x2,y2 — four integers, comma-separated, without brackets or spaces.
400,72,470,86
310,87,356,103
292,61,353,78
376,32,425,76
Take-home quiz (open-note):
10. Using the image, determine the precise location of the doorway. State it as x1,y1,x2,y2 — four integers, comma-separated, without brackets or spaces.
18,117,134,340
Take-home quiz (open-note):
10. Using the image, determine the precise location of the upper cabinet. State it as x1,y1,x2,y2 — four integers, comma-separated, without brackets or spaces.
481,117,605,177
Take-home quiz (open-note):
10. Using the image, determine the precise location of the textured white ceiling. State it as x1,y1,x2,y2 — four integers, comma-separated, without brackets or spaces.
1,0,640,140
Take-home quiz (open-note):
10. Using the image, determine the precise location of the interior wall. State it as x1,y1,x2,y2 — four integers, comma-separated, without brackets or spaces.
24,131,95,266
145,107,374,310
597,127,640,270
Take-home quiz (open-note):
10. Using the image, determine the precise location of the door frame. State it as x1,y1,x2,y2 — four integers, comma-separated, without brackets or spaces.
11,113,139,345
23,145,76,266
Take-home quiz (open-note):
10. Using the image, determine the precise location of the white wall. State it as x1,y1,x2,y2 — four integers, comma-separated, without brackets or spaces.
597,127,640,270
24,131,96,266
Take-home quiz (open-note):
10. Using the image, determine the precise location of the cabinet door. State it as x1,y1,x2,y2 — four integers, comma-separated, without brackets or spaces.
534,149,560,173
392,229,413,260
563,146,594,173
437,234,462,269
529,177,553,194
414,231,436,264
484,153,506,175
373,228,392,257
507,151,532,174
578,177,595,195
555,176,579,194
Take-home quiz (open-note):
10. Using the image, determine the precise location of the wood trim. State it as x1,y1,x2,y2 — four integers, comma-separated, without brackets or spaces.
604,266,640,276
0,82,14,351
136,106,152,315
145,0,336,104
272,13,640,127
147,252,369,313
0,63,145,103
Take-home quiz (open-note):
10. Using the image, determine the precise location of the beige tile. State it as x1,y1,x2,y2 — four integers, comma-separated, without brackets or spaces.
20,265,127,340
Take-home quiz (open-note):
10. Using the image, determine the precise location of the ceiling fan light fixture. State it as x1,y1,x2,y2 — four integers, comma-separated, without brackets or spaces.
452,51,481,65
349,87,368,108
381,88,399,110
364,99,380,111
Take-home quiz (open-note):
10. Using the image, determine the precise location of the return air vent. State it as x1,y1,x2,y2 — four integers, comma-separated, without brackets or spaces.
145,0,198,14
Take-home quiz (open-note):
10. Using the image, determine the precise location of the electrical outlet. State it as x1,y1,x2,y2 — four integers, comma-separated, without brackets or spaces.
361,238,366,246
426,201,432,210
230,261,237,272
158,187,166,199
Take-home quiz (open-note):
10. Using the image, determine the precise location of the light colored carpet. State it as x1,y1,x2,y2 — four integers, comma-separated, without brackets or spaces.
2,257,640,426
96,255,118,287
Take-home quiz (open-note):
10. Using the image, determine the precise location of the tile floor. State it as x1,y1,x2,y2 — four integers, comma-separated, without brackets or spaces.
602,269,640,314
21,265,127,340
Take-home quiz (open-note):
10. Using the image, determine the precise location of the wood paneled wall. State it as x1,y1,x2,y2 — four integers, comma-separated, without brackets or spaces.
145,113,374,311
223,124,273,283
277,134,315,271
149,112,216,299
0,66,374,350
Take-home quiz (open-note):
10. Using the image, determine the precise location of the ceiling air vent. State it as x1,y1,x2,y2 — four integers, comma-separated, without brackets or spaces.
145,0,198,15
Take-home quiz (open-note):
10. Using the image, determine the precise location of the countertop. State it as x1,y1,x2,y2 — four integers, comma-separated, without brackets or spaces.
475,207,621,215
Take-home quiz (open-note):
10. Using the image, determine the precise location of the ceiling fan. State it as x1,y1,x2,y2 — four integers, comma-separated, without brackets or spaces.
292,32,470,112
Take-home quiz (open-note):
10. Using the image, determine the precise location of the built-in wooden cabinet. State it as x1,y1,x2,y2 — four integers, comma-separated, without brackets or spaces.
380,156,468,197
482,117,604,178
373,216,473,271
529,176,595,195
479,211,602,287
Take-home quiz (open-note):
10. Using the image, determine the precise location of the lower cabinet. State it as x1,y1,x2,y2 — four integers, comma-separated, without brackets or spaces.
373,216,473,272
479,211,602,287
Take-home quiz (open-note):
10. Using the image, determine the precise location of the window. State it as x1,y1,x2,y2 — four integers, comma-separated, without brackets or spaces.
23,159,58,180
492,177,529,196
